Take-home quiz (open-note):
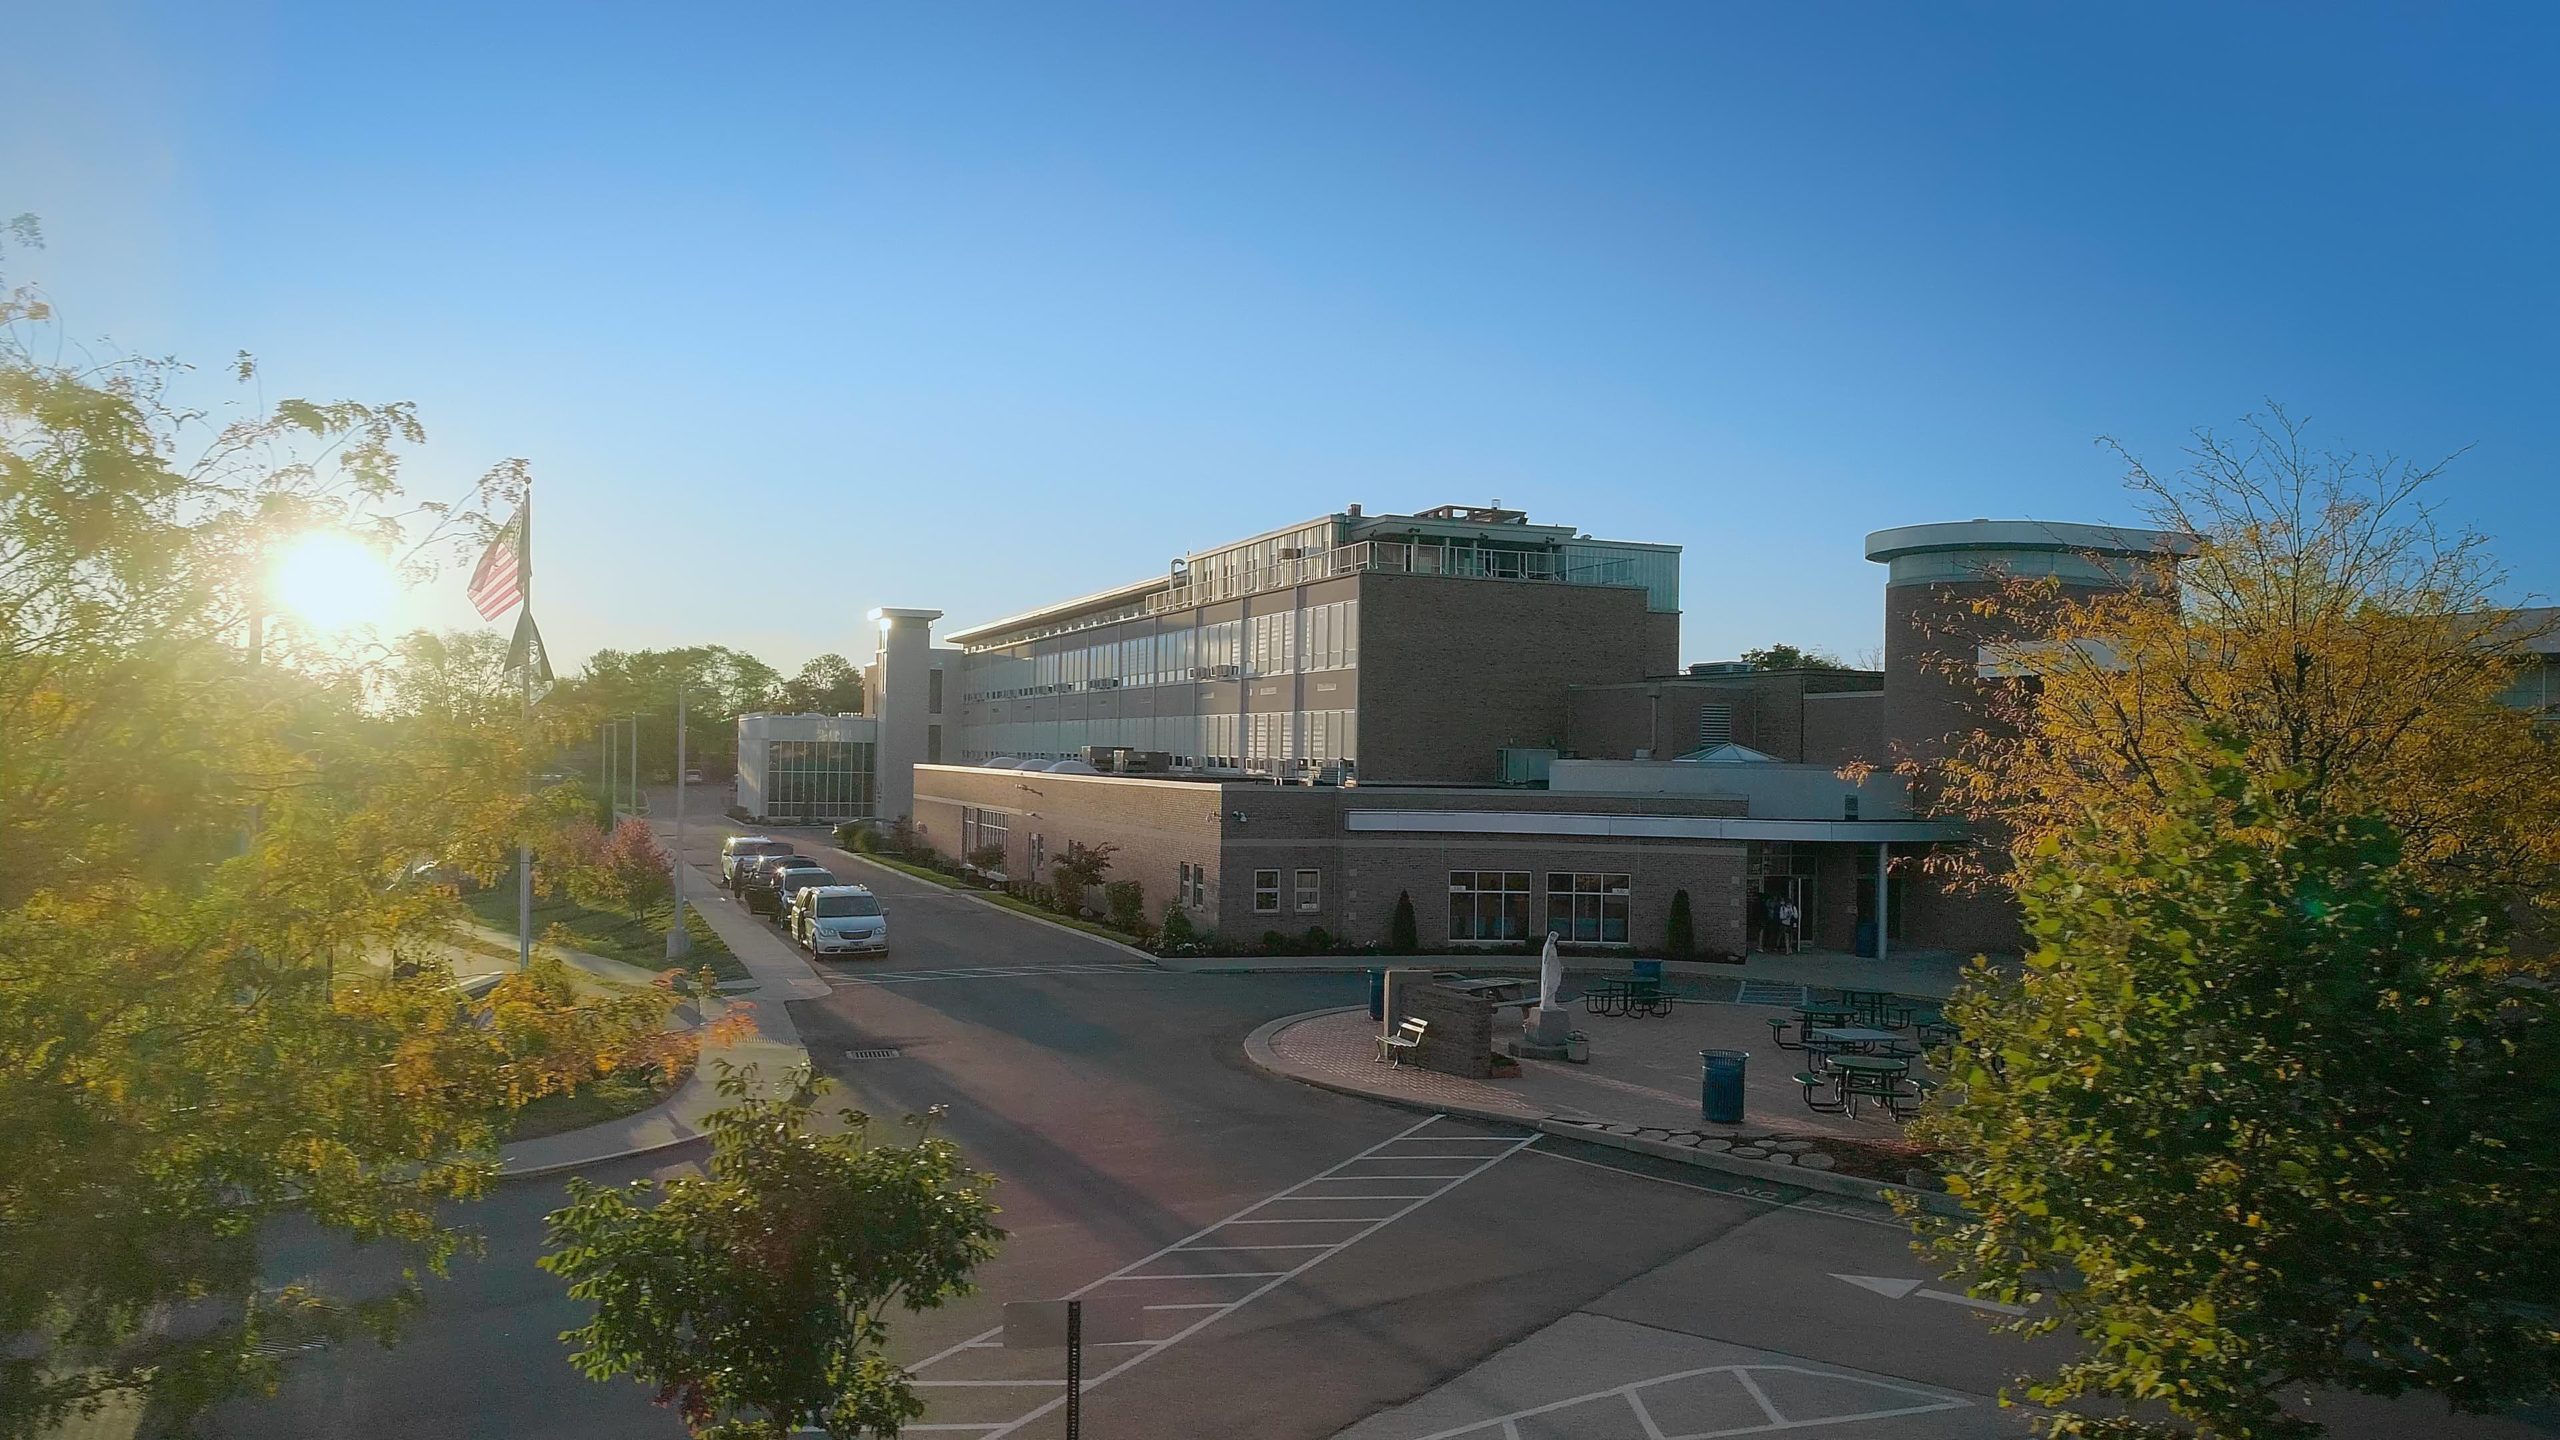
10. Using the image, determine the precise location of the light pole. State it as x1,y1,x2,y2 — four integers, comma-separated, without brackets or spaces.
667,685,691,960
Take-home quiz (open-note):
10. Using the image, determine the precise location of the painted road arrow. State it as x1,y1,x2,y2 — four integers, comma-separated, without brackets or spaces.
1833,1273,2029,1316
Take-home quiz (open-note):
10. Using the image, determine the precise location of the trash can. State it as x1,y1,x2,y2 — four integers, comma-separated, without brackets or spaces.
1701,1049,1747,1124
1854,920,1879,958
1368,969,1387,1021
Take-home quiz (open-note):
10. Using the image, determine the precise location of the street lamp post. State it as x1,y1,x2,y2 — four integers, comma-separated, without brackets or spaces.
667,686,690,961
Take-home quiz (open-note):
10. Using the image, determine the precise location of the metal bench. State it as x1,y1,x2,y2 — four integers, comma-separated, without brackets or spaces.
1377,1018,1428,1068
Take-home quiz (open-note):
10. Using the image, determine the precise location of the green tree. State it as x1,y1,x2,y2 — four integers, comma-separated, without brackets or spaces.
540,1065,1005,1439
0,218,632,1433
1048,840,1117,917
782,652,863,715
1388,891,1419,951
1664,888,1695,960
1738,643,1850,671
566,645,786,783
1908,744,2560,1439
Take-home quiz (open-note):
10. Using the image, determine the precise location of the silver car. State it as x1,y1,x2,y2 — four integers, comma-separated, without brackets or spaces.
794,885,887,957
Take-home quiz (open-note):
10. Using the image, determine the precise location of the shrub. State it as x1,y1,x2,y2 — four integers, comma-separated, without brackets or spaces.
1261,929,1295,955
1666,889,1695,960
965,843,1006,875
1157,903,1200,954
1303,925,1332,953
1388,891,1418,952
1103,880,1146,935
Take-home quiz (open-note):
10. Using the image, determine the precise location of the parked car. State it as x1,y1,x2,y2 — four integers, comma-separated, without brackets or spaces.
721,837,796,890
768,863,838,918
750,859,834,917
793,884,887,957
731,851,806,908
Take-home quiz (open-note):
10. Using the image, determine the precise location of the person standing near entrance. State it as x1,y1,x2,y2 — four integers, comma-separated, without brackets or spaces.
1778,895,1802,954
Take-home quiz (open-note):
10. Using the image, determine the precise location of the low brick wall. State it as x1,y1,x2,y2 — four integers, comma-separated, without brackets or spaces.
1384,968,1494,1079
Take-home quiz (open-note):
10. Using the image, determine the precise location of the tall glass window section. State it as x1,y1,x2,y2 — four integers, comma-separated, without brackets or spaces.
764,739,874,822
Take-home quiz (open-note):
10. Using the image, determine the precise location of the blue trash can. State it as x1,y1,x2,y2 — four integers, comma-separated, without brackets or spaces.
1701,1049,1747,1124
1368,968,1387,1021
1854,920,1878,958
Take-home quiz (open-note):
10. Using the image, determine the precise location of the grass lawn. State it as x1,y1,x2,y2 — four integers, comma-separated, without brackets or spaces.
466,884,749,982
505,1057,693,1142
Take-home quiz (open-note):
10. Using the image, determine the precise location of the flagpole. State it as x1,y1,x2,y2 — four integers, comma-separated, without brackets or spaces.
516,488,535,972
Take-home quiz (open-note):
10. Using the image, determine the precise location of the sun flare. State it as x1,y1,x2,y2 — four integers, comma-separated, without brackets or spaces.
269,531,396,635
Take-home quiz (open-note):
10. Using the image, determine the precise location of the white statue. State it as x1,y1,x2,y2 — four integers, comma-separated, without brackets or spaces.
1538,932,1563,1011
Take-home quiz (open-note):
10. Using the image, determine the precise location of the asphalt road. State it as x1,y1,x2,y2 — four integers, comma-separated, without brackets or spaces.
207,807,2555,1440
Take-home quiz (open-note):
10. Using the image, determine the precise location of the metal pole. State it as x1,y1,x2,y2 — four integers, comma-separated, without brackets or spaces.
604,721,616,819
516,499,535,973
628,713,641,815
1064,1299,1082,1440
667,686,691,960
1875,842,1890,964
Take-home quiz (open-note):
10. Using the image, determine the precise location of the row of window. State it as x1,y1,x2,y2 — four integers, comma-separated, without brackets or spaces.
958,806,1010,862
1176,861,1209,908
1448,870,1631,944
961,601,1359,702
958,707,1359,771
760,739,875,821
1250,868,1324,914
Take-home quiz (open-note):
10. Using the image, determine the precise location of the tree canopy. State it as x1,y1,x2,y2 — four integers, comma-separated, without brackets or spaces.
0,217,691,1434
1739,643,1853,671
541,1065,1004,1439
1908,413,2560,1437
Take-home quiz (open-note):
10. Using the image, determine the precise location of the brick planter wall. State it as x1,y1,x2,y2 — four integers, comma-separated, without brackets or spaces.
1385,968,1494,1079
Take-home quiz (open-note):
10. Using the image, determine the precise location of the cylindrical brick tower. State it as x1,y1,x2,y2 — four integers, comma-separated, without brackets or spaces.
1865,519,2195,952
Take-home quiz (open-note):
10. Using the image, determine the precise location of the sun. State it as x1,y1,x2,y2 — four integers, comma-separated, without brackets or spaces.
269,531,397,635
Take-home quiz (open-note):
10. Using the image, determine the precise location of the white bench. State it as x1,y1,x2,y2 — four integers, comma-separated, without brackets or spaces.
1377,1017,1428,1068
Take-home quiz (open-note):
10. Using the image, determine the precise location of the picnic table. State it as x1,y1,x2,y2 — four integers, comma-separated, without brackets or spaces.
1768,1002,1855,1050
1824,1052,1921,1118
1837,988,1906,1027
1582,976,1672,1018
1810,1026,1904,1052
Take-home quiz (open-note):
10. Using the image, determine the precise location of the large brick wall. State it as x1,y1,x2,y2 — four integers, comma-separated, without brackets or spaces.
1357,572,1660,784
911,765,1228,928
1565,670,1887,764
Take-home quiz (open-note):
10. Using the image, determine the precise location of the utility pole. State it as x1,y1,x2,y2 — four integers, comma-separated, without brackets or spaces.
667,685,691,960
627,712,642,815
603,721,616,818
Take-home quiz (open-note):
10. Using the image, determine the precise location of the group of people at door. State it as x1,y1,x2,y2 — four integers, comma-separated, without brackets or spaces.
1757,889,1802,953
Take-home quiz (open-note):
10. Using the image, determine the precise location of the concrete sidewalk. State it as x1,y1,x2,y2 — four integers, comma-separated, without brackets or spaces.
1249,986,1949,1200
495,858,823,1178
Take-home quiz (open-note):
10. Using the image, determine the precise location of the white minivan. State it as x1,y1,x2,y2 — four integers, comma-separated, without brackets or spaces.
794,885,887,957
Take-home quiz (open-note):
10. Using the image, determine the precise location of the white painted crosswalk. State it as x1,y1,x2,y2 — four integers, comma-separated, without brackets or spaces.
898,1116,1539,1437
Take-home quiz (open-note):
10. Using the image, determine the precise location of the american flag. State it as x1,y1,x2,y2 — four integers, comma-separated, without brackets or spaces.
466,506,526,620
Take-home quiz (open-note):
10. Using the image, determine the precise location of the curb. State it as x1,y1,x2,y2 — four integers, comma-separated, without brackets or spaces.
1242,1006,1960,1216
839,853,1166,965
500,1125,704,1181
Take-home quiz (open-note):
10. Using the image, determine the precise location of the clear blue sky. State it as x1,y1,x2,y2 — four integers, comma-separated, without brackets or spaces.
8,2,2554,674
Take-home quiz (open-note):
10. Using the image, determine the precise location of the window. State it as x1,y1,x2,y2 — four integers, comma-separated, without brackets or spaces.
1295,868,1321,912
1029,833,1046,876
928,724,942,764
928,668,944,714
1179,862,1193,907
1189,864,1208,908
961,807,1009,861
1253,869,1282,913
1546,872,1631,944
1448,870,1532,942
762,737,875,822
